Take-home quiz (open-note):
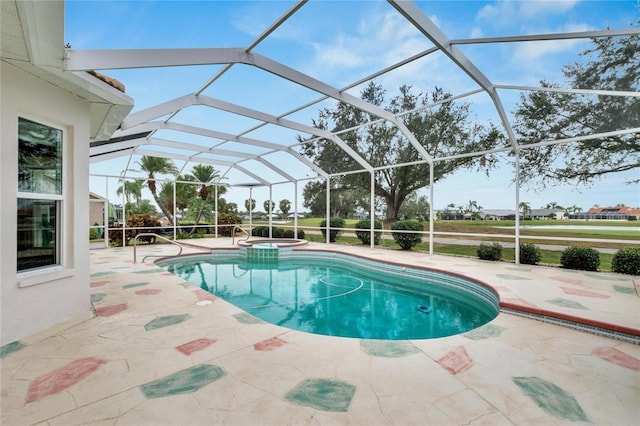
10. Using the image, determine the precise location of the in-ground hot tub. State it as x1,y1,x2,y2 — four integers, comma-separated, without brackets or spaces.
237,238,308,248
237,238,308,262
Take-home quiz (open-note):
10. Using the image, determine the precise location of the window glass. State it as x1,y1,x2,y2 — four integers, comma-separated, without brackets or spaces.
17,199,59,271
18,117,63,195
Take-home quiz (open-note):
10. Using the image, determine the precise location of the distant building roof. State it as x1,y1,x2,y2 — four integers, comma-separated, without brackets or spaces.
529,208,563,216
481,209,517,217
587,206,640,215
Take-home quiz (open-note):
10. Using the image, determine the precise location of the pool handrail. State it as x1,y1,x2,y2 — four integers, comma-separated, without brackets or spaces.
133,232,184,263
232,226,251,245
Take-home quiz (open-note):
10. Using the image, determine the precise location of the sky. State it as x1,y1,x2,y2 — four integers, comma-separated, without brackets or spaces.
65,0,640,213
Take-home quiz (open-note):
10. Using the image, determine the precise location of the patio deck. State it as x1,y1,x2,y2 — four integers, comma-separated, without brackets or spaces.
2,238,639,425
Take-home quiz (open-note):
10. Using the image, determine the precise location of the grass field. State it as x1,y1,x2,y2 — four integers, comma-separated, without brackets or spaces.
303,233,617,271
253,218,638,272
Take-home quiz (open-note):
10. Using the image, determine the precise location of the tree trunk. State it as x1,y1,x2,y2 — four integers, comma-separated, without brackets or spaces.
149,181,174,228
189,194,209,236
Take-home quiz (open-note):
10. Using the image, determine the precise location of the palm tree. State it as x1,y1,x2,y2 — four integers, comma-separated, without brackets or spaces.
117,179,145,207
279,199,291,218
137,156,178,224
245,198,256,214
519,201,531,219
187,164,226,233
175,175,197,220
466,200,482,220
263,200,275,215
545,201,564,210
116,181,133,204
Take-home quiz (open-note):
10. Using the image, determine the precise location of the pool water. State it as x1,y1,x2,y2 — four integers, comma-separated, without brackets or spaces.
160,254,498,340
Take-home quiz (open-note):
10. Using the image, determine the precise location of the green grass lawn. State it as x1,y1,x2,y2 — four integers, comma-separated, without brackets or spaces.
245,218,638,272
304,229,619,271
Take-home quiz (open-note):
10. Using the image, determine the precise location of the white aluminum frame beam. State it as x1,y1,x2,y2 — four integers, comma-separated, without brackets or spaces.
121,93,373,172
451,27,640,45
389,0,519,151
108,123,311,183
135,149,269,185
114,121,289,151
66,48,434,165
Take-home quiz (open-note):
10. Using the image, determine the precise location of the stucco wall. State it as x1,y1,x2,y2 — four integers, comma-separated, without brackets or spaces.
1,62,92,344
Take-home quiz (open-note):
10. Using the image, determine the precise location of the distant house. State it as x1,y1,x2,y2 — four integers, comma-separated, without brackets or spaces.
526,209,565,220
480,209,518,220
89,192,108,227
571,206,640,220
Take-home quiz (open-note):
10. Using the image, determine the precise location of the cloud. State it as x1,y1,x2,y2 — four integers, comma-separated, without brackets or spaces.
519,0,580,17
512,23,590,61
469,27,484,38
476,0,580,28
312,37,365,69
305,9,432,83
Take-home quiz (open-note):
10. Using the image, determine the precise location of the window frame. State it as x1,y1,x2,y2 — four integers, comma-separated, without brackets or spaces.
16,115,70,285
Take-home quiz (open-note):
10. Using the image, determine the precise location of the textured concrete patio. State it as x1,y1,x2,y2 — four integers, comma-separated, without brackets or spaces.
2,238,639,425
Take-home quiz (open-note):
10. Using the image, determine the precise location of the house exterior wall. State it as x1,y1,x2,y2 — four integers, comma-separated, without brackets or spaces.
90,194,106,226
1,62,92,344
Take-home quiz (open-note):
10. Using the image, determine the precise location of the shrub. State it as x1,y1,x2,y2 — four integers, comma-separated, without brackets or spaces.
89,228,99,240
217,212,242,236
560,246,600,271
477,242,502,261
252,226,270,237
391,220,423,250
272,227,285,238
282,229,305,239
519,243,541,265
127,214,161,244
108,229,124,247
355,219,383,245
611,247,640,275
320,217,345,242
107,214,161,246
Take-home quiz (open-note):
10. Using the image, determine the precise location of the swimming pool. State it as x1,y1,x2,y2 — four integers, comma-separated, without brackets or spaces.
158,250,499,340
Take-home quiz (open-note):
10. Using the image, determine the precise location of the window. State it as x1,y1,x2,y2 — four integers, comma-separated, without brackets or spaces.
17,117,63,272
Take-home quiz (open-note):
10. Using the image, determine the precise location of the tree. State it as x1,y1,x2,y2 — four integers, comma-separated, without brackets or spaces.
466,200,483,220
137,156,178,224
279,199,291,218
158,175,197,224
125,199,157,217
116,179,144,207
519,201,531,219
244,198,256,213
301,82,503,220
567,205,583,213
186,164,225,233
544,202,563,209
176,175,197,219
398,191,430,221
512,29,639,188
263,200,275,215
439,203,457,220
302,180,367,218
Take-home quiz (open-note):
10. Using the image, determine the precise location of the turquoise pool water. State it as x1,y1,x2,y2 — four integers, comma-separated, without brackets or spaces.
159,252,499,340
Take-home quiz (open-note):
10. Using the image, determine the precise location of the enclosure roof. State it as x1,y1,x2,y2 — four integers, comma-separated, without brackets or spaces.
60,0,638,188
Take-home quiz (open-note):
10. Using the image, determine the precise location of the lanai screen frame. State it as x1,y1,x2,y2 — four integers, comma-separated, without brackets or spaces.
72,0,640,263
